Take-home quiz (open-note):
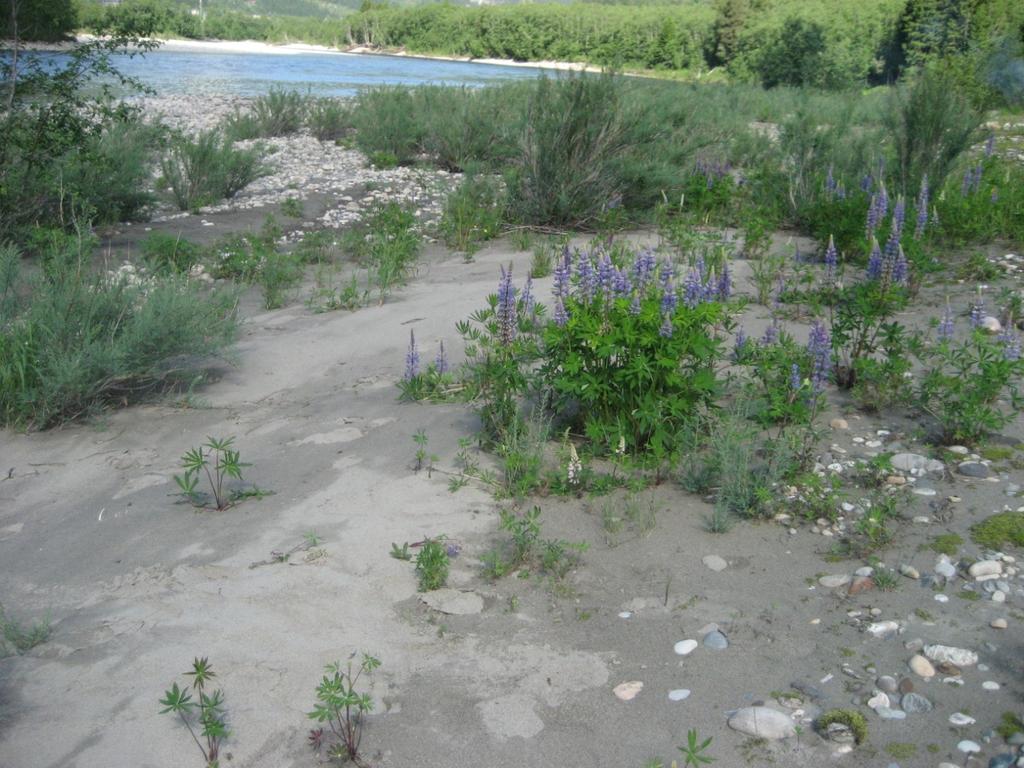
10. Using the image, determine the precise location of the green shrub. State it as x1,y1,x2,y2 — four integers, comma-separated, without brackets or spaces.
0,241,238,428
225,88,308,140
439,175,504,253
414,538,449,591
351,87,422,166
971,511,1024,550
417,85,524,172
160,129,267,212
343,203,421,303
258,251,303,310
305,97,353,142
140,231,201,275
0,602,51,657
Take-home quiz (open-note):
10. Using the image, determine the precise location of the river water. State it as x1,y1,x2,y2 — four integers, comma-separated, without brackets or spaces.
15,44,546,97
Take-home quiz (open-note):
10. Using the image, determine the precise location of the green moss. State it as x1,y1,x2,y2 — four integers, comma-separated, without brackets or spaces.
839,647,855,658
928,533,963,556
914,608,934,621
957,589,982,601
972,511,1024,549
885,742,917,759
997,712,1024,741
927,744,940,754
818,709,868,745
980,445,1014,462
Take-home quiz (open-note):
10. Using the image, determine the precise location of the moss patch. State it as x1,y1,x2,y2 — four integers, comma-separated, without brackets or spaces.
971,511,1024,550
885,742,917,759
818,709,868,744
928,533,963,556
997,712,1024,741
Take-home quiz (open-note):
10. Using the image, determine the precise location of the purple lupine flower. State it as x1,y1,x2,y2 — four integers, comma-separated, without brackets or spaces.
915,175,929,239
999,328,1021,361
789,363,803,392
434,340,448,375
823,235,838,286
807,320,832,393
658,262,675,291
659,313,674,338
694,256,707,283
892,245,909,286
985,133,995,158
553,252,572,299
866,239,883,281
836,182,847,200
773,275,787,308
760,320,780,347
553,296,568,327
969,291,985,328
632,249,656,289
683,269,704,309
876,185,889,221
825,166,836,199
732,327,749,362
497,264,517,345
660,280,678,316
891,197,906,239
716,261,732,300
866,193,880,237
629,292,642,316
612,267,632,298
404,329,420,381
860,174,873,193
597,254,614,298
972,164,983,192
937,302,955,341
577,251,596,303
521,275,535,318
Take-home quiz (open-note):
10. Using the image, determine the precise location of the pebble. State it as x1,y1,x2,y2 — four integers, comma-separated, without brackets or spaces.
819,574,851,588
703,631,729,650
867,692,890,710
875,706,907,720
830,418,849,429
991,618,1008,629
969,560,1003,578
950,712,977,726
912,486,937,496
958,740,982,754
702,554,728,572
934,594,949,603
924,645,978,667
674,639,698,656
909,655,936,678
914,516,933,524
959,461,992,478
948,446,970,455
825,722,856,743
849,576,875,595
867,620,900,638
668,689,691,701
618,611,633,619
979,316,1003,333
891,453,944,473
935,560,957,579
900,692,933,713
993,590,1007,603
876,675,898,693
899,564,920,579
613,681,643,701
727,707,796,740
854,566,875,577
886,475,906,486
982,681,1001,691
898,678,915,694
988,755,1016,768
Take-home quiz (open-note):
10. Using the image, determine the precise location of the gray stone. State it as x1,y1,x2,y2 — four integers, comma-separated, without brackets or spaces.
727,707,796,740
924,644,978,667
702,554,728,572
958,740,981,754
703,630,729,650
819,574,851,588
935,560,957,579
876,675,898,693
959,461,991,478
825,722,855,744
900,692,933,714
891,453,944,473
989,755,1016,768
875,706,907,720
969,560,1002,578
668,689,691,702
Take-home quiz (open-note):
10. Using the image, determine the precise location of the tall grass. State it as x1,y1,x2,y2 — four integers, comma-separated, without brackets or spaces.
224,88,309,140
160,129,267,212
0,241,238,429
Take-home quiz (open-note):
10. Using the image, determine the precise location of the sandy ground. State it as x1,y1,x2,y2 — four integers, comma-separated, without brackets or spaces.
1,214,1022,768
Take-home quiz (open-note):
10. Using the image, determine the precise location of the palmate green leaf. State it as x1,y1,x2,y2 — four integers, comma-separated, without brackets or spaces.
159,682,192,714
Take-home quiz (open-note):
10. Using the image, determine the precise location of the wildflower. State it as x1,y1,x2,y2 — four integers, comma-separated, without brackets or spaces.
961,168,972,197
632,249,656,289
660,280,677,316
914,176,929,239
825,166,836,199
985,133,995,158
567,444,582,487
892,245,909,287
760,320,780,347
597,254,614,298
876,185,889,221
789,363,803,392
404,329,420,381
659,313,674,338
553,251,572,298
890,196,906,240
497,264,517,345
521,275,535,318
716,261,732,300
658,262,675,291
937,301,955,341
445,541,462,557
577,252,596,303
999,328,1021,361
866,239,883,281
612,267,632,298
553,296,568,327
860,174,873,193
807,320,832,393
434,340,448,375
628,292,642,316
823,235,838,286
683,269,704,309
969,290,985,328
732,327,749,362
866,193,880,237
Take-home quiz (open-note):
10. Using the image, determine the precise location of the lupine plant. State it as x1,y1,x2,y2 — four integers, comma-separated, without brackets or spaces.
309,654,381,768
174,437,251,511
159,658,228,768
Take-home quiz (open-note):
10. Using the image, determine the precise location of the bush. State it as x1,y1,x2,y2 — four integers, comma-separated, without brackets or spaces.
160,129,267,212
140,231,202,275
351,87,423,166
417,85,525,172
343,203,421,303
225,88,309,140
0,241,238,428
305,97,353,142
439,175,504,253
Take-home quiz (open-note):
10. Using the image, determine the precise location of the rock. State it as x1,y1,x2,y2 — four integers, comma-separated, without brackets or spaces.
970,561,1003,577
924,644,978,667
825,722,856,743
937,661,962,676
727,707,796,740
846,576,874,596
419,588,484,615
898,678,914,694
993,590,1006,603
702,554,728,572
674,639,698,656
668,689,691,701
854,566,874,577
876,675,898,693
909,655,935,679
950,712,976,726
959,461,991,478
988,755,1015,768
613,681,643,701
949,445,970,455
891,453,944,473
935,560,957,579
958,740,982,754
913,486,938,496
875,706,907,720
899,564,920,579
991,618,1008,629
886,475,906,486
830,418,849,430
819,574,851,588
982,680,1001,691
790,681,827,701
900,692,933,713
934,593,949,603
703,630,729,650
867,620,900,638
867,692,890,710
980,316,1002,333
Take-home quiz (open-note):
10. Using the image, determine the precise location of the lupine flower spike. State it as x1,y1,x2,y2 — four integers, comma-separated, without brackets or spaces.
404,330,420,381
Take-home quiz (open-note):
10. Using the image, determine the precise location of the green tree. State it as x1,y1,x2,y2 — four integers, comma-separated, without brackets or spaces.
2,0,77,42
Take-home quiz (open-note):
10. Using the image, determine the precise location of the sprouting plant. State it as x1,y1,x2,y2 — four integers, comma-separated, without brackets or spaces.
678,729,715,766
415,537,449,591
872,567,899,591
305,530,323,547
0,603,51,656
411,429,437,474
174,436,252,510
281,196,303,218
159,658,228,768
389,542,412,561
308,654,381,767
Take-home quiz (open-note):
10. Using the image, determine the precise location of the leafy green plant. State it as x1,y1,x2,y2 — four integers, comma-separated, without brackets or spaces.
281,196,303,218
971,511,1024,550
257,250,303,310
343,203,421,304
225,88,308,140
159,657,228,768
160,129,266,212
438,174,504,253
141,231,202,275
872,567,899,591
0,603,51,657
414,538,449,591
678,728,715,766
308,654,381,768
411,429,438,474
174,436,251,511
306,97,353,142
389,542,412,561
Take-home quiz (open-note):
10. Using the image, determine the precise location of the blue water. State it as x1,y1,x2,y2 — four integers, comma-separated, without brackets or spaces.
16,46,546,96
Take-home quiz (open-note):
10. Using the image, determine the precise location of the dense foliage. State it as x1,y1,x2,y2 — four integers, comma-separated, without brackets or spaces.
2,0,76,41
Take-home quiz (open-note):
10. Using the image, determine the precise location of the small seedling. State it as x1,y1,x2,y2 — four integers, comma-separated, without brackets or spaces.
309,654,380,767
411,429,438,475
389,542,412,561
159,657,228,768
0,603,51,656
678,728,715,766
174,436,252,510
415,537,449,591
281,196,303,218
